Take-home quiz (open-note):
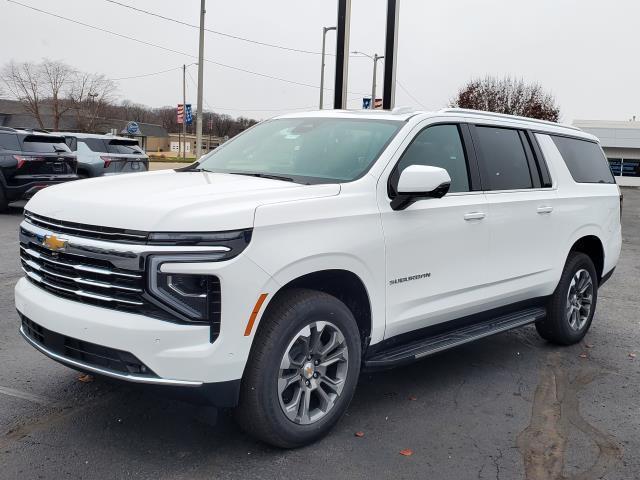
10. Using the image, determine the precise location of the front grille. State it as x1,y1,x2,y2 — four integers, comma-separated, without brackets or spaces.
24,210,148,244
21,316,157,377
20,243,176,322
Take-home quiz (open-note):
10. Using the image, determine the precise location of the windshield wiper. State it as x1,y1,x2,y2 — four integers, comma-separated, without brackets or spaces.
227,172,297,183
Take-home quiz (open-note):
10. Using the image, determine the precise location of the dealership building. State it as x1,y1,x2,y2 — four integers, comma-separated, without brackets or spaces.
573,119,640,182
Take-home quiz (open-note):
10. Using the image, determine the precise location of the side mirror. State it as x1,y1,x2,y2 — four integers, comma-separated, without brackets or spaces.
391,165,451,211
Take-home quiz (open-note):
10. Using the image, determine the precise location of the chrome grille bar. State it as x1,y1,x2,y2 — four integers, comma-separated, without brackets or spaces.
24,211,148,241
22,268,144,306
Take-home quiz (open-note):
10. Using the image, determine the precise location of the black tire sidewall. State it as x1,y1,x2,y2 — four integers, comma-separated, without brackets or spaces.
547,252,598,344
239,289,361,448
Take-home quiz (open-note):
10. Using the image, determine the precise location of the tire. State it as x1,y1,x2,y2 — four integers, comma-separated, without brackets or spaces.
235,288,361,448
0,186,8,213
536,252,598,345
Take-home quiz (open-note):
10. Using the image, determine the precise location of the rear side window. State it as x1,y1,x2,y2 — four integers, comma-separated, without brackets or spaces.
80,138,108,152
394,124,470,193
0,133,20,150
475,126,532,190
551,136,615,184
20,135,70,153
106,140,143,155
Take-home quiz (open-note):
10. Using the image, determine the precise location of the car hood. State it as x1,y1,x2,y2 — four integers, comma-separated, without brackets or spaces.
25,170,340,231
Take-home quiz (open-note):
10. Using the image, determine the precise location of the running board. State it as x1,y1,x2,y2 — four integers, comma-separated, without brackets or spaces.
365,307,546,369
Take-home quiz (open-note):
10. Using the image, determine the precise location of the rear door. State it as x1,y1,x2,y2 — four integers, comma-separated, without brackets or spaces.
469,123,558,301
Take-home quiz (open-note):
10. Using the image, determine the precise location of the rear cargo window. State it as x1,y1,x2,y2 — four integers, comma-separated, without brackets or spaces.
106,140,143,155
80,138,109,152
20,135,71,153
0,133,20,150
551,136,615,184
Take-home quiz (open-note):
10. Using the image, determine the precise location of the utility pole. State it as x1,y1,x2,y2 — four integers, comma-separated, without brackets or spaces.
182,63,187,160
371,54,384,109
319,26,336,109
195,0,206,158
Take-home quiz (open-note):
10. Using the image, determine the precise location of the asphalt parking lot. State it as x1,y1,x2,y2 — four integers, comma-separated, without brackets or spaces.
1,189,639,480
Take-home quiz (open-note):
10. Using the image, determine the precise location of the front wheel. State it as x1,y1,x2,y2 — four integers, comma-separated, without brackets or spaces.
536,252,598,345
235,289,361,448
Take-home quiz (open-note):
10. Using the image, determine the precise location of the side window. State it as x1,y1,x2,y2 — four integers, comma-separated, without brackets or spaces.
393,124,470,194
0,133,20,150
80,138,108,152
475,126,533,190
551,136,615,184
65,137,77,151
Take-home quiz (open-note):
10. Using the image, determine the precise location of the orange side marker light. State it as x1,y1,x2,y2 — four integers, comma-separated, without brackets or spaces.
244,293,269,336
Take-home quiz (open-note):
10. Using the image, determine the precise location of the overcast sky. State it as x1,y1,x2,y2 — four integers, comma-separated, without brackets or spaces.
1,0,639,123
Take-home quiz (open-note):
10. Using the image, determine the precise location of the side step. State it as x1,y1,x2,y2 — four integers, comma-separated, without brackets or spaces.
365,307,546,369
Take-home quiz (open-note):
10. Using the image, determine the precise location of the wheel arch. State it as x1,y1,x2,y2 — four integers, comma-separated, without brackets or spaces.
260,269,374,354
569,234,605,282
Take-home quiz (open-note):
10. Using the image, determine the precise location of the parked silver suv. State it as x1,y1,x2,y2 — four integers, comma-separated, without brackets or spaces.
55,132,149,178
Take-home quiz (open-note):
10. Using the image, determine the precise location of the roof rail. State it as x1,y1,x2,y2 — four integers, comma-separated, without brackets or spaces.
0,126,17,132
439,108,582,132
14,127,51,134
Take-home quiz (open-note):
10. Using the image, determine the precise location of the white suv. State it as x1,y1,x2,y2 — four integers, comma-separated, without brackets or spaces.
15,109,621,447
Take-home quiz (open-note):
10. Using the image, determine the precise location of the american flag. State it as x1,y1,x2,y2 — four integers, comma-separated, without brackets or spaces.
177,104,184,124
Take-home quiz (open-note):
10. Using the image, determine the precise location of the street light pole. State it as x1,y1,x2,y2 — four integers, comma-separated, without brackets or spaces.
319,26,336,109
352,51,384,109
371,54,384,109
195,0,206,159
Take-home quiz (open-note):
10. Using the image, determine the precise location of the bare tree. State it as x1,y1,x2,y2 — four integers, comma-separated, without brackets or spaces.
0,61,46,128
41,60,75,130
68,72,116,131
212,113,233,138
450,76,560,122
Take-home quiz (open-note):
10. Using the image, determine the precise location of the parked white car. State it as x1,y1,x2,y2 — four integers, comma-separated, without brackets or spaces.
54,132,149,177
16,108,621,447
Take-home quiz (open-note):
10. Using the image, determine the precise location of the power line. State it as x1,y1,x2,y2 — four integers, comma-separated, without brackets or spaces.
8,0,362,93
112,67,182,81
397,80,428,109
105,0,323,56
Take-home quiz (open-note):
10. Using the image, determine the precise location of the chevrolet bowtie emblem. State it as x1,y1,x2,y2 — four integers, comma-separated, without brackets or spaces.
42,234,68,252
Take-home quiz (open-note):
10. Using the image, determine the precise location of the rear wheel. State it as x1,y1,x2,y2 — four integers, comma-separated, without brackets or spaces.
235,288,361,448
536,252,598,345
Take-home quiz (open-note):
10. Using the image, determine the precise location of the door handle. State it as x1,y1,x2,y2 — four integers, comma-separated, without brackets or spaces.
464,212,486,221
537,206,554,214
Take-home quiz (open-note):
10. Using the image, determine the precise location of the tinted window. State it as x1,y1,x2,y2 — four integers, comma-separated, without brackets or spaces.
476,126,532,190
395,124,469,193
198,118,402,183
0,133,20,150
106,139,143,155
20,135,70,153
552,136,615,183
80,138,108,152
65,136,77,151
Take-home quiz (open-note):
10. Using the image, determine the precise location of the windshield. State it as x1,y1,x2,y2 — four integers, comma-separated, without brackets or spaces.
197,118,402,183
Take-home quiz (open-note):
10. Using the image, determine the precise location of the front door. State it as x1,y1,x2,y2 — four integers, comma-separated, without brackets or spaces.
378,121,490,339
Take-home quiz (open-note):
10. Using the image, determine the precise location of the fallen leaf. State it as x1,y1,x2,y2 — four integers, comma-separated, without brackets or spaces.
629,353,636,359
78,374,94,383
579,353,588,359
354,431,365,438
399,449,413,456
408,395,417,401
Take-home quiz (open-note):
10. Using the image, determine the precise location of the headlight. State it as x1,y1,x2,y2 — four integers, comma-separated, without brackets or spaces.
147,229,252,259
147,255,222,337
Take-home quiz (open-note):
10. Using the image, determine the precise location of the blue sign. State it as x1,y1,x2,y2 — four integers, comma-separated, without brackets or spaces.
362,98,372,109
126,121,141,135
185,104,193,125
